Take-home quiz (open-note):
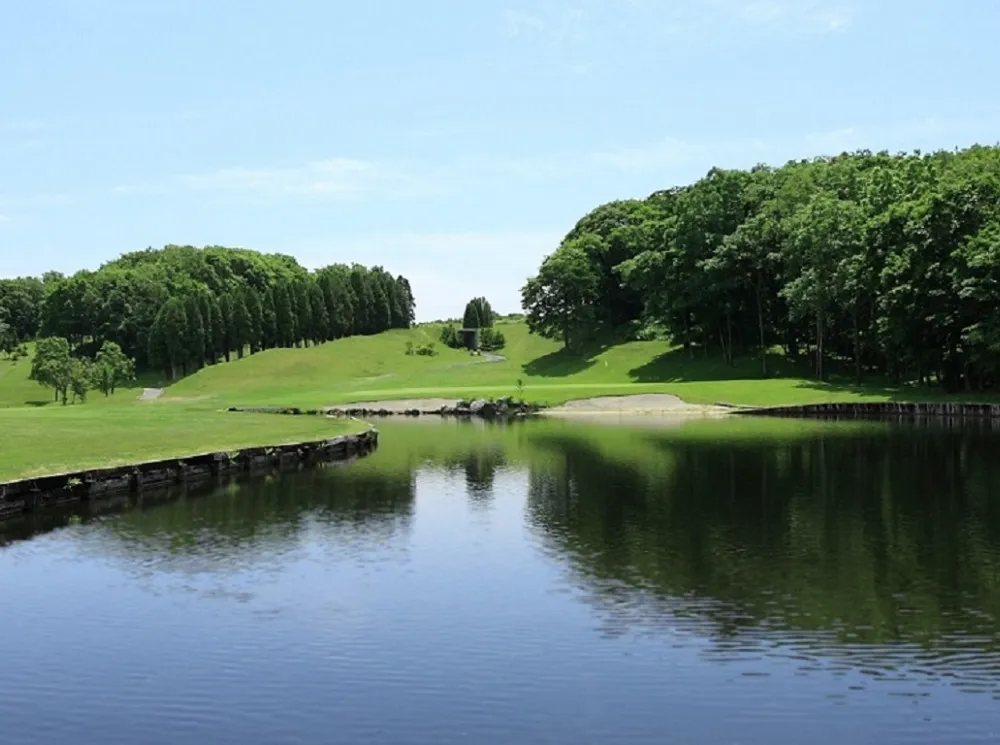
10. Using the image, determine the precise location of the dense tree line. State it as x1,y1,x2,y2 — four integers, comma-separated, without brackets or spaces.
522,144,1000,391
2,245,415,380
0,276,46,354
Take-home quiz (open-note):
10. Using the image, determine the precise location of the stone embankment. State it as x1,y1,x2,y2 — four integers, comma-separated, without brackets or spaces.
0,430,378,521
231,397,542,420
740,401,1000,419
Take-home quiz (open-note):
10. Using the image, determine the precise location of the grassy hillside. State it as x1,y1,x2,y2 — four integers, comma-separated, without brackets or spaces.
0,352,44,409
0,346,353,481
4,321,997,418
158,320,988,408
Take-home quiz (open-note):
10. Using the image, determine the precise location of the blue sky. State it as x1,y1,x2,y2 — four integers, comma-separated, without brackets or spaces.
2,0,999,320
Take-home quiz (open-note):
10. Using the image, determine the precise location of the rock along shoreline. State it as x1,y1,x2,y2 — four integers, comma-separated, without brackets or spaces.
230,397,543,420
737,401,1000,420
0,429,379,521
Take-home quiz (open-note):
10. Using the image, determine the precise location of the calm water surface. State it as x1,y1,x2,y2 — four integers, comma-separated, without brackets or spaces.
2,416,1000,744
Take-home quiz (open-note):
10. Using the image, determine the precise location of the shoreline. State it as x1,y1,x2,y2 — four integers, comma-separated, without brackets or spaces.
276,394,1000,422
738,401,1000,420
0,429,378,521
232,394,729,420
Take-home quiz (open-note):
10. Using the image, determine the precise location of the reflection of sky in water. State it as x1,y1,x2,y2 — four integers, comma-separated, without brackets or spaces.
1,420,999,745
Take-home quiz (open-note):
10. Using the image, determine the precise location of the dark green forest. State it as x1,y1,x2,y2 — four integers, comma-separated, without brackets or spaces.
0,245,415,379
522,144,1000,391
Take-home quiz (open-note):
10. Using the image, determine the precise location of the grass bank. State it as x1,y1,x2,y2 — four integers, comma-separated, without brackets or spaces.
6,321,1000,414
0,404,358,482
155,321,1000,409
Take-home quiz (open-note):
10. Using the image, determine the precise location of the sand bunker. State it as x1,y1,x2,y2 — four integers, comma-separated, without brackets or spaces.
544,394,729,417
328,394,729,418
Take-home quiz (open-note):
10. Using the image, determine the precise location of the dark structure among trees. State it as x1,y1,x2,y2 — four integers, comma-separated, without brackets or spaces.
440,296,506,352
522,144,1000,391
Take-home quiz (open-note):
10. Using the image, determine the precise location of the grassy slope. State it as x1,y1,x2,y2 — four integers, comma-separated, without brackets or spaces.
160,320,1000,408
0,348,356,481
0,405,356,481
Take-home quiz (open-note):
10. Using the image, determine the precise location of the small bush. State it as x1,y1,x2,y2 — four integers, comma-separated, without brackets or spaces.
415,342,438,356
630,322,671,342
439,324,463,350
480,327,506,351
405,341,415,355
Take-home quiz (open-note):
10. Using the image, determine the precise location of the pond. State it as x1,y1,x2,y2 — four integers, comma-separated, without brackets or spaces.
2,416,999,745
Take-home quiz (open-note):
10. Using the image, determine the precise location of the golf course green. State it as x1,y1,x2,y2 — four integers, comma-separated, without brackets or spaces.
4,319,993,482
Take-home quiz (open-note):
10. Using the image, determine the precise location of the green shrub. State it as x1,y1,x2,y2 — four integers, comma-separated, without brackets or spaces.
480,327,506,351
439,324,464,350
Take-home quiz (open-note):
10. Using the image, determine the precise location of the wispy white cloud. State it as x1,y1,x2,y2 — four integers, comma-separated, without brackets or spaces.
109,111,1000,208
180,157,382,198
501,0,854,46
589,115,1000,179
407,126,465,140
503,9,547,37
591,136,711,171
116,156,444,202
0,192,75,209
590,133,785,175
1,119,46,134
732,0,853,32
292,231,562,321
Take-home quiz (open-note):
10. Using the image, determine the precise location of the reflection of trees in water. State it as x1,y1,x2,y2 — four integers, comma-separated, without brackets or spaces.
88,464,416,574
464,449,503,503
443,448,507,507
525,427,1000,692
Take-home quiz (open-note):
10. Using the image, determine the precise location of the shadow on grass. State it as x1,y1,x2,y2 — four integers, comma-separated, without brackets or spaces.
628,348,796,383
626,347,997,402
789,378,1000,403
16,370,178,408
522,343,611,377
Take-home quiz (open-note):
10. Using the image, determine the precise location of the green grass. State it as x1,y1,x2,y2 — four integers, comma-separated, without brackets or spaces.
5,321,999,415
0,405,357,482
153,320,1000,409
0,345,158,410
2,319,996,481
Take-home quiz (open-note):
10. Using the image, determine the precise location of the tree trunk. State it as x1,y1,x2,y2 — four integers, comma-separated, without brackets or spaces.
816,310,825,381
853,304,862,384
726,308,734,366
756,284,767,377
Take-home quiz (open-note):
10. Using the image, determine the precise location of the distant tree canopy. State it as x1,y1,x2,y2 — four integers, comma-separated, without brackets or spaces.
0,277,45,345
2,245,416,381
522,144,1000,391
462,297,494,329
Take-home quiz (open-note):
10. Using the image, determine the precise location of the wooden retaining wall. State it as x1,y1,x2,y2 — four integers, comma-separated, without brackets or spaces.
739,402,1000,420
0,429,378,521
